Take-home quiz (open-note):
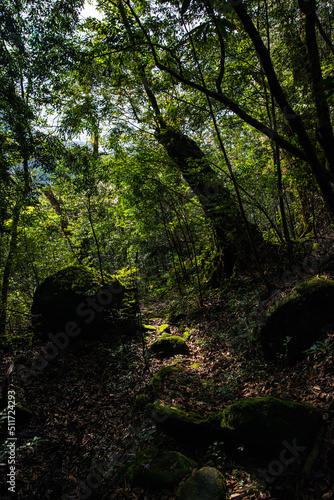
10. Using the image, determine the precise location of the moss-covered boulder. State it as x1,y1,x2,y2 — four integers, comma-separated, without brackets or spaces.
176,467,226,500
220,396,322,453
31,265,129,344
126,448,197,490
146,403,222,443
148,335,189,358
254,278,334,363
152,365,185,393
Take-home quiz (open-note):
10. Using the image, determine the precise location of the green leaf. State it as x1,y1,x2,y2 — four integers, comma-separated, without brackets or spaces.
218,17,237,32
215,18,227,38
192,22,211,41
181,0,191,15
174,22,209,48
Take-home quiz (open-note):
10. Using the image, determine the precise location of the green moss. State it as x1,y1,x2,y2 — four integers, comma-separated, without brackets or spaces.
183,329,192,341
126,448,197,489
143,324,157,332
146,397,322,458
42,265,121,296
53,265,99,294
148,335,189,358
152,365,185,393
157,324,171,334
254,277,334,363
173,358,183,364
146,403,222,443
190,362,201,370
220,396,322,451
176,467,226,500
147,402,202,424
279,277,334,304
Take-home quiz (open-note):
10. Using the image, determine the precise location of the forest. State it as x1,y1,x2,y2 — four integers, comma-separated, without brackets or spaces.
1,0,334,498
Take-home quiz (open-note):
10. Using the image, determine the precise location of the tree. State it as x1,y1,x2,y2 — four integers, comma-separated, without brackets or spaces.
74,0,269,277
0,0,84,335
110,0,334,218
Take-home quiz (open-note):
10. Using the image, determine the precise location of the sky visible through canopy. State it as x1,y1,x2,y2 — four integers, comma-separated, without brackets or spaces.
81,0,104,20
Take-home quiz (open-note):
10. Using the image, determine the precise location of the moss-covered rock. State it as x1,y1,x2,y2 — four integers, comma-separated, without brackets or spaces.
146,397,321,462
152,365,185,393
220,396,322,453
142,324,157,332
148,335,189,358
125,448,197,490
157,324,171,334
254,277,334,363
31,265,132,344
176,467,226,500
146,403,222,443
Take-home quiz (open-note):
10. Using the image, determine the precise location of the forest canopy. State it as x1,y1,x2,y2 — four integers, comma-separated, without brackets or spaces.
1,0,334,335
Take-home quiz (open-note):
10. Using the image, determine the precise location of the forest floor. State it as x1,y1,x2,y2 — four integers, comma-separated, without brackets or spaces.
2,239,334,499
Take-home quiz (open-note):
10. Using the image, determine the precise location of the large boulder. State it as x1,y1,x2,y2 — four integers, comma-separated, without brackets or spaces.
125,448,197,490
151,365,185,393
146,403,222,443
146,397,322,458
31,265,133,344
254,278,334,363
176,467,226,500
220,396,322,454
148,335,189,358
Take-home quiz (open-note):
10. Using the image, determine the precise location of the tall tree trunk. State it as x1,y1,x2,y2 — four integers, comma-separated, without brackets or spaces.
118,0,259,276
0,201,20,336
144,75,261,275
155,125,246,276
298,0,334,172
